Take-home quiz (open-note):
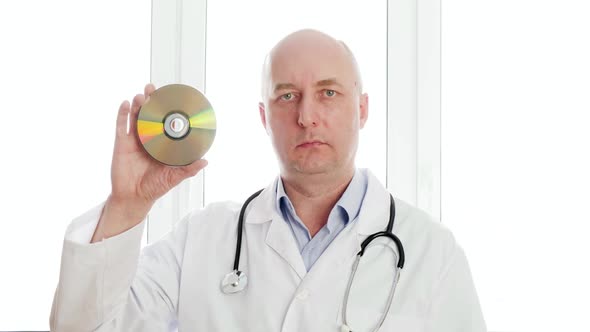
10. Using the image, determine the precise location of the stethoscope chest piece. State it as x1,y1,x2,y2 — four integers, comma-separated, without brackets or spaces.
221,270,248,294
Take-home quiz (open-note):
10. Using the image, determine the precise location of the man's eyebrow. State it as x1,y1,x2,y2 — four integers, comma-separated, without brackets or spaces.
273,79,343,93
316,79,343,88
274,83,297,92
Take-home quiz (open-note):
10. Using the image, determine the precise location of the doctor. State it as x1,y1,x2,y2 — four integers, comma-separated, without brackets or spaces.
50,29,487,331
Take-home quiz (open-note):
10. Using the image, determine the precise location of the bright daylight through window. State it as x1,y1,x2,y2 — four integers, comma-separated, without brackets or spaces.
0,1,150,330
442,1,590,330
204,0,387,204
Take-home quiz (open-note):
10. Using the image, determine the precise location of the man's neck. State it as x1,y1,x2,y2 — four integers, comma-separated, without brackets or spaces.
281,168,355,237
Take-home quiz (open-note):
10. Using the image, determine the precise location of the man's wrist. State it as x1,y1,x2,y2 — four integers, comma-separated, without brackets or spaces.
91,195,152,242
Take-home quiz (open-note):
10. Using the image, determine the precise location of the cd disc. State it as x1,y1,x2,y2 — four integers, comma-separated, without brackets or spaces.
136,84,216,166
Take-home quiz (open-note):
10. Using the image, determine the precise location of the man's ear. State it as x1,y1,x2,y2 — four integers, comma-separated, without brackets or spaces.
259,102,267,130
359,93,369,128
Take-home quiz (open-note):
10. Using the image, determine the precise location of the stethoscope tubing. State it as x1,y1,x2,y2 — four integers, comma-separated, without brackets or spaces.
232,190,405,272
227,188,406,332
233,188,264,271
341,196,404,331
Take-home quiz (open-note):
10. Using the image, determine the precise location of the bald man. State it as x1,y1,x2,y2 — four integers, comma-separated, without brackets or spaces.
51,30,486,331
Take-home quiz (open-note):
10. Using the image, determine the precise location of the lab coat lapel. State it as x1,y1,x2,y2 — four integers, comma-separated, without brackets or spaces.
244,178,307,280
303,220,362,284
303,170,392,285
265,211,307,280
243,170,392,284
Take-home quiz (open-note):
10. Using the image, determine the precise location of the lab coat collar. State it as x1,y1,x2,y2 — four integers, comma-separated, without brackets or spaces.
356,169,397,235
245,169,398,236
243,178,278,224
243,178,306,279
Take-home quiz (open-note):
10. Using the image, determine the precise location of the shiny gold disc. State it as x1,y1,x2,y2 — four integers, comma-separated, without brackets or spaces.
136,84,216,166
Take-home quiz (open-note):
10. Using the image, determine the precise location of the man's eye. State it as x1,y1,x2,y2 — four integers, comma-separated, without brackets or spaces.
280,93,293,101
325,89,336,97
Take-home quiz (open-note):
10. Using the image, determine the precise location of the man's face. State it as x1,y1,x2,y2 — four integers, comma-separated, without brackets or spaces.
259,35,368,178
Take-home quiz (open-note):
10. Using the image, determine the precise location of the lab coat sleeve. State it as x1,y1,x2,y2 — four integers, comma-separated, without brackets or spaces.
64,203,103,244
424,244,487,332
50,204,191,332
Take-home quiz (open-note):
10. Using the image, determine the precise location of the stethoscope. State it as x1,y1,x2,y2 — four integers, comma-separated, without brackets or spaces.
221,189,405,332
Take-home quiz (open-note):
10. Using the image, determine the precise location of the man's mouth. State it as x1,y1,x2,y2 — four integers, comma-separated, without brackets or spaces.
297,140,326,148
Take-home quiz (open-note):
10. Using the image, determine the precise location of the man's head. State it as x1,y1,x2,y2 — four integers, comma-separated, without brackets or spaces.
259,29,369,181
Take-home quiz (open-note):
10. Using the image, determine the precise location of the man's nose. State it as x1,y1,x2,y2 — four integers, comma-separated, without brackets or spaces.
297,95,319,128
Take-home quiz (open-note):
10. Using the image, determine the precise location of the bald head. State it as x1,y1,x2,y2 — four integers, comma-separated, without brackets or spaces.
261,29,363,100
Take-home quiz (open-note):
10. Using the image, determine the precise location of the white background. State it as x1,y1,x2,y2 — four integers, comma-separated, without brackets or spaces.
1,0,589,330
0,0,150,329
442,0,590,330
204,0,387,204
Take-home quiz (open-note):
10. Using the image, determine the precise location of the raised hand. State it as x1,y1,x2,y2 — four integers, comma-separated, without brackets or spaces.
91,84,208,242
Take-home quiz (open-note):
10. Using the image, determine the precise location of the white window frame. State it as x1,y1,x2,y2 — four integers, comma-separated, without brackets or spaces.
148,0,442,241
148,0,207,241
387,0,441,220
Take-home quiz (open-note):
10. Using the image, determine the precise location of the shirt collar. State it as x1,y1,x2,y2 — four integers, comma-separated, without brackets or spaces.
275,169,366,227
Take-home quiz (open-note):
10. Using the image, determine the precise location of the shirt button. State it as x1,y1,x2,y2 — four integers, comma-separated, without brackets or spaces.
296,288,309,300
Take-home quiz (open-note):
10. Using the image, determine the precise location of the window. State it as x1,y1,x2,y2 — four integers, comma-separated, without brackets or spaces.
204,0,387,204
0,1,150,329
441,1,590,330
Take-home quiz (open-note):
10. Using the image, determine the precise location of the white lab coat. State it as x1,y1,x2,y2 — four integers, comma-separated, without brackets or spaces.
50,170,487,331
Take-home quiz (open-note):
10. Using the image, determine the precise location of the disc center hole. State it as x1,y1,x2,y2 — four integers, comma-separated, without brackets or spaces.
163,112,190,139
170,118,186,133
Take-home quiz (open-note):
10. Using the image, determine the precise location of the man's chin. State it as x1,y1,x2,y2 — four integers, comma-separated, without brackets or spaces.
292,162,335,175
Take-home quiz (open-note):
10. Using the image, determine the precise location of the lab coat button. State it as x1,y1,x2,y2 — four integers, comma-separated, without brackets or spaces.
296,288,309,300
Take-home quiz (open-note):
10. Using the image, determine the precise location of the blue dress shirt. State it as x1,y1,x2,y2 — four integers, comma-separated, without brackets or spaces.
275,168,368,271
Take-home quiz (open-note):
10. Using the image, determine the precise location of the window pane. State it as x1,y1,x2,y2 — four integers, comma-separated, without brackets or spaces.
442,1,590,330
204,0,387,204
0,1,150,329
